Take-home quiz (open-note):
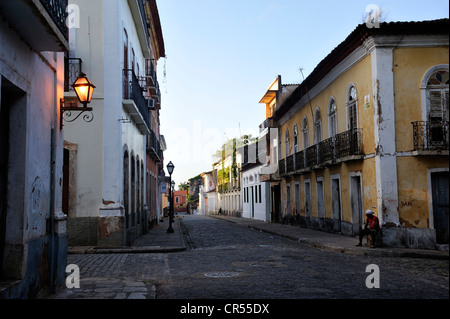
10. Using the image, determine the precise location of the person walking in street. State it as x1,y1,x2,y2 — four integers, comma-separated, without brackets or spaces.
356,209,380,248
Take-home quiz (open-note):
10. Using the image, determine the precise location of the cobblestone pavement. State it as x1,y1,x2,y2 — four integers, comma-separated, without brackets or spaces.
158,215,449,299
48,215,449,300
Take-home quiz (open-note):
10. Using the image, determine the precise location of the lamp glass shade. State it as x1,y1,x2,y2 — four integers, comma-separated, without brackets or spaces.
72,73,96,105
166,161,174,175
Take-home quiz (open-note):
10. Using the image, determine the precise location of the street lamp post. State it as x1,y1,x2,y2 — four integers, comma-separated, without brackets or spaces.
166,161,175,233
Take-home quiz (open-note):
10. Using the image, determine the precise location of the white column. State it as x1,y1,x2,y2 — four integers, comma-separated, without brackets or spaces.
370,43,400,227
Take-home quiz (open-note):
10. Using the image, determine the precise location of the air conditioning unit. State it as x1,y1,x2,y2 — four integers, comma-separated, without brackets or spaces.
148,98,155,110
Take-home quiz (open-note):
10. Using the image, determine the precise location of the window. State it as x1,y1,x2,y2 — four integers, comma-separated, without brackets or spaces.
123,28,128,70
259,184,262,203
347,85,358,130
314,108,322,144
293,124,298,153
329,98,337,137
302,117,309,149
419,66,449,149
427,70,449,122
175,196,179,204
285,129,290,157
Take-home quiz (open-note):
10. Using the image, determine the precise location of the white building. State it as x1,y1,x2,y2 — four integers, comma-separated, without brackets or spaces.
0,0,68,298
199,171,218,215
64,0,162,246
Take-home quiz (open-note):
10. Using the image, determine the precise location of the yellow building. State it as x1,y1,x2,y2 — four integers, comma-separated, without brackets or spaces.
266,19,449,249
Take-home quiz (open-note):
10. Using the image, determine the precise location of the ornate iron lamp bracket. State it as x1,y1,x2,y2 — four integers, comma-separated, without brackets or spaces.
60,98,93,130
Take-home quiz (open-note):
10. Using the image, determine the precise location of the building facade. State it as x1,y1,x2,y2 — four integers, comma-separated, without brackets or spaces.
213,143,243,217
0,0,68,298
271,19,448,249
199,171,218,215
64,0,165,246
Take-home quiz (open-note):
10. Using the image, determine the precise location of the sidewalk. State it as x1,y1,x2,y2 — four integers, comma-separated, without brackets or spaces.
210,215,449,260
68,217,186,254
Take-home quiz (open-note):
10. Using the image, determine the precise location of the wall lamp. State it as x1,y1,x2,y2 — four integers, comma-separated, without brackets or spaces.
60,72,96,130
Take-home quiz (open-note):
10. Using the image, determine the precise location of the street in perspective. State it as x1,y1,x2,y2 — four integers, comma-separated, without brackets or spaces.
49,214,449,301
0,0,449,312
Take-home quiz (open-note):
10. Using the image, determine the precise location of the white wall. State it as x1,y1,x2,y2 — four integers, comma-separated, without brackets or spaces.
242,165,270,222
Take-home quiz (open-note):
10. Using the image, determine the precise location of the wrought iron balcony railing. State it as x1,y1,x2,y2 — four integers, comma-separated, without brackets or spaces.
305,145,317,168
278,158,286,176
123,69,150,130
39,0,68,40
147,130,162,162
278,128,363,175
317,136,335,164
294,150,304,171
412,121,449,151
286,154,294,173
335,128,362,158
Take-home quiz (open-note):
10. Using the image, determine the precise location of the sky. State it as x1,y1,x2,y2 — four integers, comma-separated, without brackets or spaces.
155,0,449,188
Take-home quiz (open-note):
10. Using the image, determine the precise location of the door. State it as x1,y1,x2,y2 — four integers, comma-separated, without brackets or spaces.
286,184,291,215
294,183,300,215
251,186,254,218
350,175,363,232
304,181,311,218
0,85,10,279
272,185,281,223
331,178,342,232
432,172,449,244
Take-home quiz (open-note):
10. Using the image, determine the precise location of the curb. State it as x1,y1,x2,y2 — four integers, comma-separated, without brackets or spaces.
210,215,449,260
68,246,187,254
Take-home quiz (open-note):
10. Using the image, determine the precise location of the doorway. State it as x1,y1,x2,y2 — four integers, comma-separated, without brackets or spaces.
271,185,281,223
350,175,363,232
431,171,449,244
0,77,26,279
331,177,342,232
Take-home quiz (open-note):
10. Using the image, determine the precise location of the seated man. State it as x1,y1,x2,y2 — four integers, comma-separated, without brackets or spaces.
356,210,380,248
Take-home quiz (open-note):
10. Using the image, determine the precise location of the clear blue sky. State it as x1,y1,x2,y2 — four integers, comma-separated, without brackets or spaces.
156,0,449,188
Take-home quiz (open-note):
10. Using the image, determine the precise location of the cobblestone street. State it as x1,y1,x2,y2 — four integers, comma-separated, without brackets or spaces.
50,215,449,301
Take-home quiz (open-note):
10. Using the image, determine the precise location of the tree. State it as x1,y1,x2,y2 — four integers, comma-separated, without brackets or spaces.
178,182,189,191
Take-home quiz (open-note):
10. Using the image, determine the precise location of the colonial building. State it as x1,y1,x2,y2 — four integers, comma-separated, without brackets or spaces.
199,171,218,215
0,0,68,298
213,142,243,217
64,0,165,246
144,0,165,230
271,19,448,248
259,76,299,223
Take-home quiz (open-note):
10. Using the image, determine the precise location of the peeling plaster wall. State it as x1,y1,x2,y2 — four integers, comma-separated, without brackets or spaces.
0,15,66,297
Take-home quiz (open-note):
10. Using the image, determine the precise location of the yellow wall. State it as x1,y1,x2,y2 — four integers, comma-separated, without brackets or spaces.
393,47,449,152
278,41,448,231
281,55,374,157
279,55,378,224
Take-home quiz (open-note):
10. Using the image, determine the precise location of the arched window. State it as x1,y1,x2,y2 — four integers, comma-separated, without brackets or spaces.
302,117,309,149
293,124,298,153
285,129,290,157
421,67,449,147
347,85,358,130
329,97,337,137
314,108,322,144
426,69,449,122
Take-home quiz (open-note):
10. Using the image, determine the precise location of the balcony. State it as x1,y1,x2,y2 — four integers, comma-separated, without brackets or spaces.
259,118,274,132
412,121,449,155
280,129,363,176
147,130,162,162
0,0,69,51
123,69,151,135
